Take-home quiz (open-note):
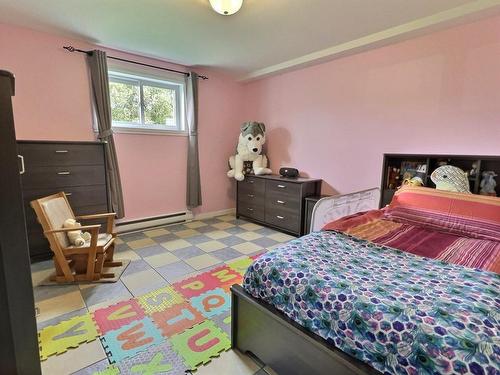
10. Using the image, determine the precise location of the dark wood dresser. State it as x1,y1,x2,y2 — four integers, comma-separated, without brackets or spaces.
17,140,110,262
236,175,321,236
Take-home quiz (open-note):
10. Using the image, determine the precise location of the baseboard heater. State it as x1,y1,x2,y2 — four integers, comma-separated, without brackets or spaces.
115,211,193,233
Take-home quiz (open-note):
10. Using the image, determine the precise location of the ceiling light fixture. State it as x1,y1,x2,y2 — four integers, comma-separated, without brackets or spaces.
209,0,243,15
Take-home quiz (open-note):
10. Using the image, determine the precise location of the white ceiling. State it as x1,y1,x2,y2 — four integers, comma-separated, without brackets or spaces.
1,0,499,79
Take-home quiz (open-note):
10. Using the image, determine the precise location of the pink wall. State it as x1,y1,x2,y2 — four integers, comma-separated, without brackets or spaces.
243,16,500,195
0,23,244,220
2,16,500,220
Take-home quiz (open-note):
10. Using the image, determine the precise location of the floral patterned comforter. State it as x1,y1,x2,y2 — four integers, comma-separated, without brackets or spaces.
243,231,500,375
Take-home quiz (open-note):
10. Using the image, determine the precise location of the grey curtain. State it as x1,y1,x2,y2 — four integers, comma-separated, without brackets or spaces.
186,72,202,208
87,50,125,218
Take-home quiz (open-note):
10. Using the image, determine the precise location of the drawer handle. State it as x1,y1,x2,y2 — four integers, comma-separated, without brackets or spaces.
55,150,69,153
247,194,255,198
277,200,285,205
18,155,25,175
57,171,71,175
277,184,286,189
65,192,73,196
276,215,285,220
247,207,254,212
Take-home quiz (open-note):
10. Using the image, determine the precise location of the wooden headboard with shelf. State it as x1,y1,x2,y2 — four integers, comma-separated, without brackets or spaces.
380,154,500,207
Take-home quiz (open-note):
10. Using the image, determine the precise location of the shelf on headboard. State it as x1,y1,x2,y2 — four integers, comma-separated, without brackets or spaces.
380,154,500,207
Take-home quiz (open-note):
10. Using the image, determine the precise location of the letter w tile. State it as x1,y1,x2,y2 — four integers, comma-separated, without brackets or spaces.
117,322,153,350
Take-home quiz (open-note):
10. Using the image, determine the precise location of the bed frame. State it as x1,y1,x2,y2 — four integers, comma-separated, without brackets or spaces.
231,188,381,375
310,187,380,232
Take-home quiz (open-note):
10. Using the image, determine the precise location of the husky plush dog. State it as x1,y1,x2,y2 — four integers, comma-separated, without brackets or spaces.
227,121,272,181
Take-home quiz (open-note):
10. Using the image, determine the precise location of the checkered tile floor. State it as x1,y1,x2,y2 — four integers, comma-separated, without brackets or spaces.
31,214,294,375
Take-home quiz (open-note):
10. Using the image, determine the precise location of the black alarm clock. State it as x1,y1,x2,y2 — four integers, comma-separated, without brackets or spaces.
279,167,299,178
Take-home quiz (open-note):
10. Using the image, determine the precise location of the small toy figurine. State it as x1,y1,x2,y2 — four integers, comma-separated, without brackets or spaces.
469,162,479,177
387,167,400,189
416,164,427,173
480,171,497,196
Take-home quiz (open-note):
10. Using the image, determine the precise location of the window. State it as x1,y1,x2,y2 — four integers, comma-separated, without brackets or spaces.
108,71,185,134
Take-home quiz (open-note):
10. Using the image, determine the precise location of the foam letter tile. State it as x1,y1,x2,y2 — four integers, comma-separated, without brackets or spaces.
172,271,219,299
101,317,164,363
137,285,185,315
212,312,231,337
226,256,253,275
92,365,120,375
170,320,230,370
151,301,204,338
190,288,230,319
208,265,243,291
93,299,145,335
39,313,99,360
117,341,187,375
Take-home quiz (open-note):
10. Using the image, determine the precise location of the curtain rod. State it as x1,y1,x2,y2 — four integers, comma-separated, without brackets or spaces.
63,45,208,80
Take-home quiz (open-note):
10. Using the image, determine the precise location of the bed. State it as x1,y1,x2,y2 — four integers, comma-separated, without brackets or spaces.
231,186,500,375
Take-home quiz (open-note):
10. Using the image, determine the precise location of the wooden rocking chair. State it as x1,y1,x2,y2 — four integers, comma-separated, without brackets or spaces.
31,192,123,283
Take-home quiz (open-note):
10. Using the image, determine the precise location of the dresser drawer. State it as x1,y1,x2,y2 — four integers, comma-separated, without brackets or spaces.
18,143,104,167
23,185,108,209
24,186,108,226
21,165,106,189
266,180,301,197
238,176,265,194
265,207,300,234
238,201,265,222
266,191,301,212
238,190,265,206
235,175,321,237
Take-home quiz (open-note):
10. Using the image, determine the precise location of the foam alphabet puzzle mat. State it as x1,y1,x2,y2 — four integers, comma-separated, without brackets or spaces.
212,313,231,337
151,301,204,338
206,265,243,292
102,317,165,363
39,313,99,360
93,365,120,375
172,272,220,299
117,341,187,375
190,288,230,319
93,299,146,335
137,286,185,315
38,251,262,373
226,256,253,275
170,320,230,370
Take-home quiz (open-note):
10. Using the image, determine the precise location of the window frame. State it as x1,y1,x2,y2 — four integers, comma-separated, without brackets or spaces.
108,70,186,136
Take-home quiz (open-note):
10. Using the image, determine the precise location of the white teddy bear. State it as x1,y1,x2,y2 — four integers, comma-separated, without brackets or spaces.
227,121,272,181
63,218,92,247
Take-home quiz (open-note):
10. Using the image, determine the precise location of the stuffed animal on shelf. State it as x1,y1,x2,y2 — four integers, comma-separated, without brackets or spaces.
387,167,400,189
402,176,424,187
63,218,91,247
430,165,471,193
227,121,272,181
480,171,497,196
